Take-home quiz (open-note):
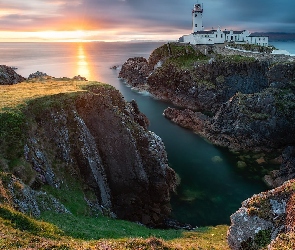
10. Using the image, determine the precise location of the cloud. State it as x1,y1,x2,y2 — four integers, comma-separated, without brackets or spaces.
0,0,294,41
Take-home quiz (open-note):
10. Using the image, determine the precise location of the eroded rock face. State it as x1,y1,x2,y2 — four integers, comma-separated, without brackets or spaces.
119,43,295,152
227,179,295,249
164,86,295,151
119,57,150,87
22,84,176,227
265,147,295,188
0,65,25,85
164,107,209,132
0,172,69,217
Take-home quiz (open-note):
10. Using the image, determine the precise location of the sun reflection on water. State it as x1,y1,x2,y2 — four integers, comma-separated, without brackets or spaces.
77,44,90,79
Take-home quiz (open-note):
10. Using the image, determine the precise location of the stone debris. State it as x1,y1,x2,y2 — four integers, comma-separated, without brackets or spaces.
72,75,87,81
28,71,52,80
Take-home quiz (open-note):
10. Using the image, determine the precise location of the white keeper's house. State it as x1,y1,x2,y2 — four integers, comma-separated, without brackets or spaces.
179,3,268,46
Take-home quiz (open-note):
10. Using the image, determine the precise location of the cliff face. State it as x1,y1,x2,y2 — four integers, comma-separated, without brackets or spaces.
148,59,270,113
265,146,295,188
119,43,295,153
227,179,295,250
0,84,176,227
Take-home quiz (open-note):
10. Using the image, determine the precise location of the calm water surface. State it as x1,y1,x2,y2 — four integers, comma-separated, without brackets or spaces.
270,41,295,55
0,42,273,226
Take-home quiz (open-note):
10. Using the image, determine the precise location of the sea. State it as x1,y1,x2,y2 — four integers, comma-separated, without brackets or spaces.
270,41,295,56
1,40,294,227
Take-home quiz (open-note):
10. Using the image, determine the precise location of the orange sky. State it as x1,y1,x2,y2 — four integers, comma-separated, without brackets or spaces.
0,0,294,42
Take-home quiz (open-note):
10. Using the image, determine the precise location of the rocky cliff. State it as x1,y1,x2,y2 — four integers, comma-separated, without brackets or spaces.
227,179,295,249
265,146,295,188
0,82,176,227
119,43,295,152
119,43,295,248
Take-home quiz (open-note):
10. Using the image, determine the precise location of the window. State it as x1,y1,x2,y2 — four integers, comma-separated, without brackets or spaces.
221,34,223,38
195,14,197,17
216,34,217,38
195,24,198,27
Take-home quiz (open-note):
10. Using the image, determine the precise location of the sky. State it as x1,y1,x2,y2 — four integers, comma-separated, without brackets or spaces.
0,0,294,42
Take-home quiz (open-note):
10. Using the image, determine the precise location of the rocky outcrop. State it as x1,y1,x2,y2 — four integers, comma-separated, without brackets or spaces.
164,85,295,151
119,43,295,152
148,59,271,113
17,84,176,227
227,179,295,249
0,65,25,85
264,147,295,188
119,57,150,87
28,71,51,80
214,45,295,64
164,107,209,132
28,71,88,81
0,172,69,217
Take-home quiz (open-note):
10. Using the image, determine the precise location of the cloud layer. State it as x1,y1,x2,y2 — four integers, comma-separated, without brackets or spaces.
0,0,294,41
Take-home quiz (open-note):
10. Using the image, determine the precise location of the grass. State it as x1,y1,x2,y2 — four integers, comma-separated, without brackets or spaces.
0,111,26,160
166,54,208,69
0,204,230,249
41,180,90,216
0,79,102,112
216,54,256,63
0,205,230,249
0,78,231,249
228,43,275,53
40,212,183,240
149,43,209,70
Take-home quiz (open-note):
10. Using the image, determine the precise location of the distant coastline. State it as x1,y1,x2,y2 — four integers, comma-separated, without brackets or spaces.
253,32,295,42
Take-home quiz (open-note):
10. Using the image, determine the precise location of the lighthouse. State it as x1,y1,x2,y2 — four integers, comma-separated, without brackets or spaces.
179,3,268,46
192,3,204,33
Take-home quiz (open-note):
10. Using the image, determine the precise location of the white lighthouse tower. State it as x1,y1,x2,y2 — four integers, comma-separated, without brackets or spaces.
192,3,204,33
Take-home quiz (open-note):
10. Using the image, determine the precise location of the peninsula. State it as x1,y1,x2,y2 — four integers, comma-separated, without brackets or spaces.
119,38,295,250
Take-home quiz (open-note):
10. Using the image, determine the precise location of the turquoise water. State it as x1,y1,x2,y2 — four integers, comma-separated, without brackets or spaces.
0,42,269,226
270,41,295,55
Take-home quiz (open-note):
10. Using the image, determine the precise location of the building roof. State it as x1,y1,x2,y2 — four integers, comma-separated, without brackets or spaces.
224,30,244,34
248,34,269,37
195,31,215,34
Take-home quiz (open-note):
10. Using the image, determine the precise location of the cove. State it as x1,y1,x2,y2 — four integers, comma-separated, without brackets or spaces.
114,81,267,227
2,42,267,227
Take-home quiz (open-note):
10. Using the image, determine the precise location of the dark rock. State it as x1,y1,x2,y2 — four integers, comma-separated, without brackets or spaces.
0,173,69,217
119,57,150,86
72,75,87,81
164,218,195,230
164,107,209,132
204,88,295,151
22,85,176,227
119,43,295,152
0,65,25,85
28,71,50,80
265,147,295,188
